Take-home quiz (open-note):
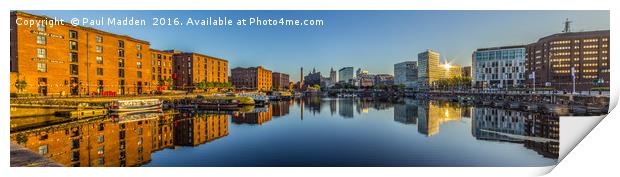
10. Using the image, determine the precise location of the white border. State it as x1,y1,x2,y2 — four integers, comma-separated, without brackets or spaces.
1,0,615,177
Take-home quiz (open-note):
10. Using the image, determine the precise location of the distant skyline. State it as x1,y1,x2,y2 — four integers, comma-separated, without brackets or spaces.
27,10,610,82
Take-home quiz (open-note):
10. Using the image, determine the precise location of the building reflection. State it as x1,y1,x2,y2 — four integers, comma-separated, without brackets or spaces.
393,99,418,124
417,101,463,137
173,112,229,146
271,100,291,117
232,105,273,125
9,111,230,167
338,99,355,118
471,107,559,158
329,99,337,116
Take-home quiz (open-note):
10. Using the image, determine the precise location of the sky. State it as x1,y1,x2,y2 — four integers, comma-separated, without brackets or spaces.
28,10,609,82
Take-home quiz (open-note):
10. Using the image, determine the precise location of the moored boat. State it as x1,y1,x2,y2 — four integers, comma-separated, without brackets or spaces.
109,99,162,112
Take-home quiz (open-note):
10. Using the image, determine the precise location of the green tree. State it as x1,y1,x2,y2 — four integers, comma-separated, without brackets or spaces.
14,78,27,93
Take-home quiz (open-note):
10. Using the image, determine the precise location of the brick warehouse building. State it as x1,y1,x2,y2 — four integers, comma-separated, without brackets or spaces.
525,30,610,91
272,72,290,91
231,66,272,92
149,49,174,90
171,51,229,91
10,11,155,96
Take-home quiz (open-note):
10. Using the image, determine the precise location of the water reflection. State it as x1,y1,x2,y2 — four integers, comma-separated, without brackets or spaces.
472,107,559,158
10,110,232,167
10,97,559,167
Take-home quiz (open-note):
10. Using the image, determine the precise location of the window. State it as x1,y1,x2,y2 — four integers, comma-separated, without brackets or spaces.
138,128,143,135
118,58,125,67
137,53,142,59
37,48,46,58
37,23,46,32
69,41,78,50
118,49,124,57
37,35,46,45
137,71,142,78
97,68,103,76
98,123,104,131
136,44,142,50
69,30,78,39
96,35,103,43
136,61,142,69
118,69,125,78
97,135,104,143
69,52,78,63
96,56,103,64
118,40,125,48
96,45,103,53
98,157,105,165
70,64,78,75
38,145,48,155
37,62,47,72
97,146,104,155
71,139,80,149
71,151,79,161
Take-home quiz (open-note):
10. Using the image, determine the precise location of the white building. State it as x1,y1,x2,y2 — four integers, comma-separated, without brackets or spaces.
394,61,418,88
472,45,526,90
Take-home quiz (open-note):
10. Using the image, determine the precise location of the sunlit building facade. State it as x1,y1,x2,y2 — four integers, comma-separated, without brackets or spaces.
171,51,229,90
10,11,154,96
417,49,441,89
231,66,273,91
525,30,610,91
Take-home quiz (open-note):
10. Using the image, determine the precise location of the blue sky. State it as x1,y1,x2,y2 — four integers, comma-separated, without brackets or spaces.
28,10,609,82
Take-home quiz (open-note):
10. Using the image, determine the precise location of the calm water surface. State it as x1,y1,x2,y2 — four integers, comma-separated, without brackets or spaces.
10,97,559,167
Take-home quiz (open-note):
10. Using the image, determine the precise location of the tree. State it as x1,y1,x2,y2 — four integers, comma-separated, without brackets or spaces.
166,78,174,89
14,78,27,93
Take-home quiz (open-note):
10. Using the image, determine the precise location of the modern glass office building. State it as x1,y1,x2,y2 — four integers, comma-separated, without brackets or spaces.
338,67,354,84
394,61,418,89
472,45,526,90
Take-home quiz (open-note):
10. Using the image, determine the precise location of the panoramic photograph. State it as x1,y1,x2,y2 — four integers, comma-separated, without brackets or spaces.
8,10,609,167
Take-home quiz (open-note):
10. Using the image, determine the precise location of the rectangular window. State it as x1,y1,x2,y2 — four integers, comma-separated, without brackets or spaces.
136,44,142,50
118,69,125,78
137,53,142,59
37,62,47,72
37,35,46,45
69,40,78,50
70,64,78,75
96,56,103,64
72,139,80,149
136,61,142,69
38,145,48,155
118,40,125,48
118,59,125,67
69,52,78,63
96,35,103,43
98,157,105,165
97,68,103,76
118,49,124,57
97,135,104,143
96,45,103,53
37,48,46,58
69,30,78,39
37,23,45,32
97,146,104,155
137,71,142,78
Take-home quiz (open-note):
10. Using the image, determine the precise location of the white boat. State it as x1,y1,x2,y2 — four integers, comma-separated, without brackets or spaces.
237,93,269,104
109,99,162,112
